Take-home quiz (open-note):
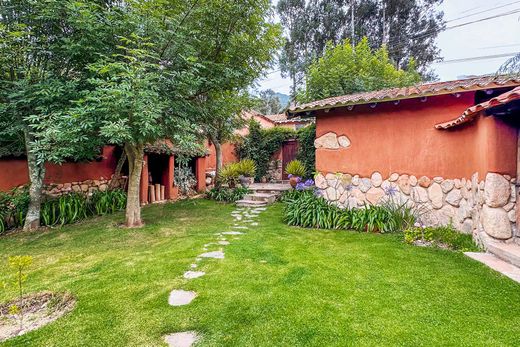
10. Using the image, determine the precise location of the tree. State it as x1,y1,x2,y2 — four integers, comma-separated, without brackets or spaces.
79,36,166,227
80,0,280,227
199,91,250,178
299,38,421,102
255,89,283,115
0,1,112,230
277,0,444,94
188,0,281,176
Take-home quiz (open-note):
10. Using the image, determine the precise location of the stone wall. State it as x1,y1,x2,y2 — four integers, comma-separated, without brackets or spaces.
314,171,517,241
43,175,126,197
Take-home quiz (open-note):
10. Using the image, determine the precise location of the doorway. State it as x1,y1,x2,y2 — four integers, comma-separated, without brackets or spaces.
282,139,298,180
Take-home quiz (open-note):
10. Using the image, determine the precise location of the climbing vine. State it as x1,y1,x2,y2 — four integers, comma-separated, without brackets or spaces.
237,120,295,180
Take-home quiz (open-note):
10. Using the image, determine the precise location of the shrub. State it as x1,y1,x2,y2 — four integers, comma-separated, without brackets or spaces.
174,155,197,195
404,224,479,251
237,120,295,180
0,187,30,233
206,187,250,203
0,188,127,233
285,160,306,178
296,124,316,177
89,189,127,215
218,163,240,187
236,159,256,177
283,189,417,233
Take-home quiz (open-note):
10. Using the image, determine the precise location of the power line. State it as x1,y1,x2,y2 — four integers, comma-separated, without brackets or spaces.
446,0,520,23
433,52,518,65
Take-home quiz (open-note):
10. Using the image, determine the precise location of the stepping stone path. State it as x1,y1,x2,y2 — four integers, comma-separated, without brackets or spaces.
165,205,268,346
183,271,205,279
168,290,197,306
199,251,225,259
164,331,199,347
222,231,244,235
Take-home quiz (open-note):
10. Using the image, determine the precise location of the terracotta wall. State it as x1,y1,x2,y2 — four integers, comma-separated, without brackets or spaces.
0,146,119,192
315,93,517,179
206,142,239,171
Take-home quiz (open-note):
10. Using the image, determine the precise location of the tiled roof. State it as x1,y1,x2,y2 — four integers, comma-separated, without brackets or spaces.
264,113,312,124
286,75,520,116
435,86,520,130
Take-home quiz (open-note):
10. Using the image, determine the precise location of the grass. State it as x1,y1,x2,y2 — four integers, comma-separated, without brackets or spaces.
0,200,519,346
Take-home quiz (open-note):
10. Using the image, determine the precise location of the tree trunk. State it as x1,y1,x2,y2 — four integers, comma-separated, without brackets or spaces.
124,143,144,228
109,150,127,189
23,130,45,231
214,141,223,177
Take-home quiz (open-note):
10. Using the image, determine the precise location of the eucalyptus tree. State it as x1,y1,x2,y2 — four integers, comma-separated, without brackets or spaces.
0,0,117,230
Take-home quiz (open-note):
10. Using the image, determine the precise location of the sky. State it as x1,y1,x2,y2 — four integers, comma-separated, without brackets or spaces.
258,0,520,95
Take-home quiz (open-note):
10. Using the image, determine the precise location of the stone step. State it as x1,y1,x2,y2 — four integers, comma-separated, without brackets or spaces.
243,193,277,203
484,240,520,268
465,252,520,284
236,199,268,207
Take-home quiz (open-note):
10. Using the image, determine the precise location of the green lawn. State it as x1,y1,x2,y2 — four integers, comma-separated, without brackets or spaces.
1,199,520,346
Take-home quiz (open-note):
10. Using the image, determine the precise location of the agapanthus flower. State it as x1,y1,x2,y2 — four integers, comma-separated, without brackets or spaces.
288,174,293,178
304,179,314,187
296,176,302,183
296,182,305,190
384,185,398,196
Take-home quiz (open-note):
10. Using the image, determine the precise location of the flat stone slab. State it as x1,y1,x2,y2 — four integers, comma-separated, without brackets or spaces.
199,251,225,259
164,331,199,347
218,240,230,245
183,271,205,279
222,231,244,235
465,252,520,284
168,290,197,306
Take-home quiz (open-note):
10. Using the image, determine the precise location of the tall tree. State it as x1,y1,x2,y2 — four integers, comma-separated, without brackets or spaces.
300,37,421,102
80,0,280,227
0,0,114,230
255,89,283,115
277,0,445,95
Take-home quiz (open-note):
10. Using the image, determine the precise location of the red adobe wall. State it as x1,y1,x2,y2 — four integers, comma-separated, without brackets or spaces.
315,92,517,179
206,142,239,171
0,146,119,192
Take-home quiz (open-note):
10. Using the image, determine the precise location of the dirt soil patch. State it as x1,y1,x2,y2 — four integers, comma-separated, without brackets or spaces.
0,291,75,342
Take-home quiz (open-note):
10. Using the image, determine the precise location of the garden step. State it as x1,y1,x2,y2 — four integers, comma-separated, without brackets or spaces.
236,199,268,207
465,252,520,284
484,240,520,269
243,193,277,203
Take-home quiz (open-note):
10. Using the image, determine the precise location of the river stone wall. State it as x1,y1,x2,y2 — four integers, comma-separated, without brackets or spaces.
42,175,126,197
314,171,516,241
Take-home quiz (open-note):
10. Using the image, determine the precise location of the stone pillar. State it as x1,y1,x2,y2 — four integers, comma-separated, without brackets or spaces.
195,156,207,192
140,154,149,205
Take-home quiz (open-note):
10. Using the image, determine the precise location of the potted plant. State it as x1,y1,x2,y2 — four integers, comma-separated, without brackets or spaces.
237,159,256,187
218,163,240,188
285,160,306,188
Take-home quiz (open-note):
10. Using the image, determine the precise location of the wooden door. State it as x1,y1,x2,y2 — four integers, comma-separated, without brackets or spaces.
282,140,298,180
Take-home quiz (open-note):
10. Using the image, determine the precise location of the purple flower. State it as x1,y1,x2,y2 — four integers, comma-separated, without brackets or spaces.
296,182,305,190
304,179,314,187
313,188,322,196
296,176,302,183
288,174,293,178
384,185,398,196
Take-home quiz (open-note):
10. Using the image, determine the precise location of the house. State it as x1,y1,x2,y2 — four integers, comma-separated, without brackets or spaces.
205,110,313,182
287,75,520,248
